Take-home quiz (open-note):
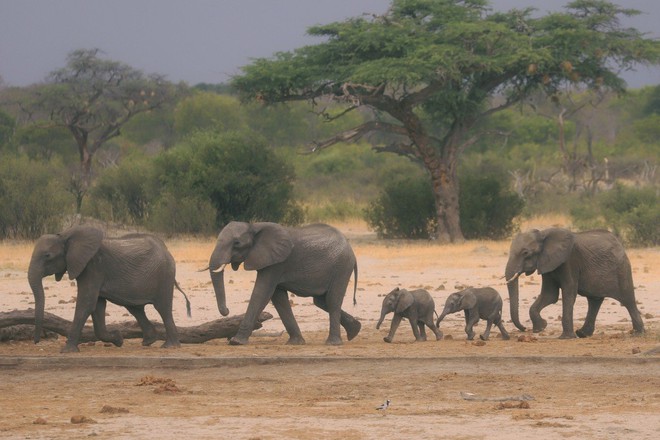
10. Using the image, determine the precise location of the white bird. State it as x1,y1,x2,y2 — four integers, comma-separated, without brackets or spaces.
376,399,390,410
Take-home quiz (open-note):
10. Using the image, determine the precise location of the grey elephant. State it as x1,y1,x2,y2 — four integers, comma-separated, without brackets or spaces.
376,287,443,343
505,228,644,339
207,222,361,346
28,226,190,353
436,287,510,341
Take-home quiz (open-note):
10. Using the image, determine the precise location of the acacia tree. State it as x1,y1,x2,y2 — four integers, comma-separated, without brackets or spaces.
25,49,182,209
232,0,659,242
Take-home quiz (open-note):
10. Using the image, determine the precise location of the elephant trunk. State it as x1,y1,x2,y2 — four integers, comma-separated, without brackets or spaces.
27,261,45,343
210,269,230,317
505,260,526,332
376,309,388,329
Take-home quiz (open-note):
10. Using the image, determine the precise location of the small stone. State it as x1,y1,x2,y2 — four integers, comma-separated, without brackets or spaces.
33,417,48,425
71,415,96,424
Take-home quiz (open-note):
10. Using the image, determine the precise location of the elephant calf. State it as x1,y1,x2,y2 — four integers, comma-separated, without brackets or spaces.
376,287,443,343
436,287,510,341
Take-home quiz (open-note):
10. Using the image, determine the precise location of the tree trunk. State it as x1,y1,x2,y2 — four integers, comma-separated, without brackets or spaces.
0,309,273,344
429,164,464,243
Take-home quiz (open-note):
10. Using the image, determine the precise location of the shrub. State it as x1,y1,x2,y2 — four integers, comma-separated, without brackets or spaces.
0,155,72,239
571,183,659,246
459,173,525,240
156,130,301,228
147,192,216,236
365,174,436,239
365,169,524,240
86,156,156,225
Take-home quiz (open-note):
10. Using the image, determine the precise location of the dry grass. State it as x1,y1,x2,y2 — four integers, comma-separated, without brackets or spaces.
0,241,33,271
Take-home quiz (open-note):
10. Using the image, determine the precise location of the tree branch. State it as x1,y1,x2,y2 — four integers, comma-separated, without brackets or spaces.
307,120,409,152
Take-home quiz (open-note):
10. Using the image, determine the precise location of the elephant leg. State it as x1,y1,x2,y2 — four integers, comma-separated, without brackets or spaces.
125,305,159,346
620,296,645,335
558,284,578,339
62,277,103,353
495,313,510,340
424,317,443,341
313,296,361,343
464,311,479,340
416,321,427,341
153,296,181,348
480,319,493,341
383,314,402,343
271,288,305,345
529,279,559,333
231,275,276,345
576,296,603,338
91,298,123,347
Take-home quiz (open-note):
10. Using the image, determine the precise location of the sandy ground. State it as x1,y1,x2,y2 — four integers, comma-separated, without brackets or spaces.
0,221,659,439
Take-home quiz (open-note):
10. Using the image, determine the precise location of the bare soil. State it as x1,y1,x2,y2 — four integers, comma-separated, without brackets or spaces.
1,221,659,439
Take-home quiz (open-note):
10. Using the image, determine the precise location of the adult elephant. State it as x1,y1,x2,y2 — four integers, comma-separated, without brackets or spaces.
28,226,190,352
505,228,644,339
207,222,361,346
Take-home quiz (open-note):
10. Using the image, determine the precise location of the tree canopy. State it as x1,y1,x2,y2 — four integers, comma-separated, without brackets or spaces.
233,0,660,242
23,49,183,186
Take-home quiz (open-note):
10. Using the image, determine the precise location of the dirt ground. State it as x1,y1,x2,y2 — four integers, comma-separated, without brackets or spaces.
0,220,658,439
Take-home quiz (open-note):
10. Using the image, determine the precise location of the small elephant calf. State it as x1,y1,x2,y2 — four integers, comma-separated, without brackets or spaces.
376,287,443,343
436,287,510,341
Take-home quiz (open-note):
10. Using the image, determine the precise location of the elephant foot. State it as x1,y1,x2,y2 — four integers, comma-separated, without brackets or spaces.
559,332,577,339
435,332,443,341
416,337,427,342
161,340,181,349
141,331,158,347
229,336,249,345
575,328,593,338
60,343,80,353
501,333,511,341
532,319,547,333
383,336,392,343
108,331,124,347
479,335,489,341
286,335,306,345
344,319,361,341
325,335,343,346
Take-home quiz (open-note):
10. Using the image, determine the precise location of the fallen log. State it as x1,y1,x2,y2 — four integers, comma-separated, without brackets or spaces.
0,309,273,344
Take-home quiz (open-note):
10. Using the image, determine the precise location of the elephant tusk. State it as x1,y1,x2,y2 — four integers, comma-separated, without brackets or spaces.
505,272,521,284
211,264,226,273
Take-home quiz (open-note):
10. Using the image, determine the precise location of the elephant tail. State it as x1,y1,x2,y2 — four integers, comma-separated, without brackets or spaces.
174,280,192,318
352,262,358,306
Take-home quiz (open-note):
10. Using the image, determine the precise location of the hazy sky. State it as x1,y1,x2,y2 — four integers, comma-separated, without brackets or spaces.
1,0,658,88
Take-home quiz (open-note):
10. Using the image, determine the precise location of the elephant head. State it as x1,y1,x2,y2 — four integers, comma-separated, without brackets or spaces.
436,290,476,326
28,226,103,343
207,222,294,317
376,287,414,329
505,228,574,331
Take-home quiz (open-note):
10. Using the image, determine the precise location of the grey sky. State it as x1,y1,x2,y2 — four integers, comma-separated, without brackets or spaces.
1,0,658,88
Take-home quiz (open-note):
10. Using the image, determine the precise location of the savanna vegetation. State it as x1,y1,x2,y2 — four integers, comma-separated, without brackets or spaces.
0,0,658,245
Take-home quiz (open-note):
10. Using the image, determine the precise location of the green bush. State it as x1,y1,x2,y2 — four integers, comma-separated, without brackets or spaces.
156,130,301,227
365,174,436,239
365,169,524,240
86,156,156,225
147,192,216,236
459,174,525,240
0,155,72,238
571,183,659,246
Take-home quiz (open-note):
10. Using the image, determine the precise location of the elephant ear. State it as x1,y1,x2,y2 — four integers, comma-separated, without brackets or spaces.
395,290,414,314
538,228,575,274
244,223,294,271
60,226,103,280
458,292,477,310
